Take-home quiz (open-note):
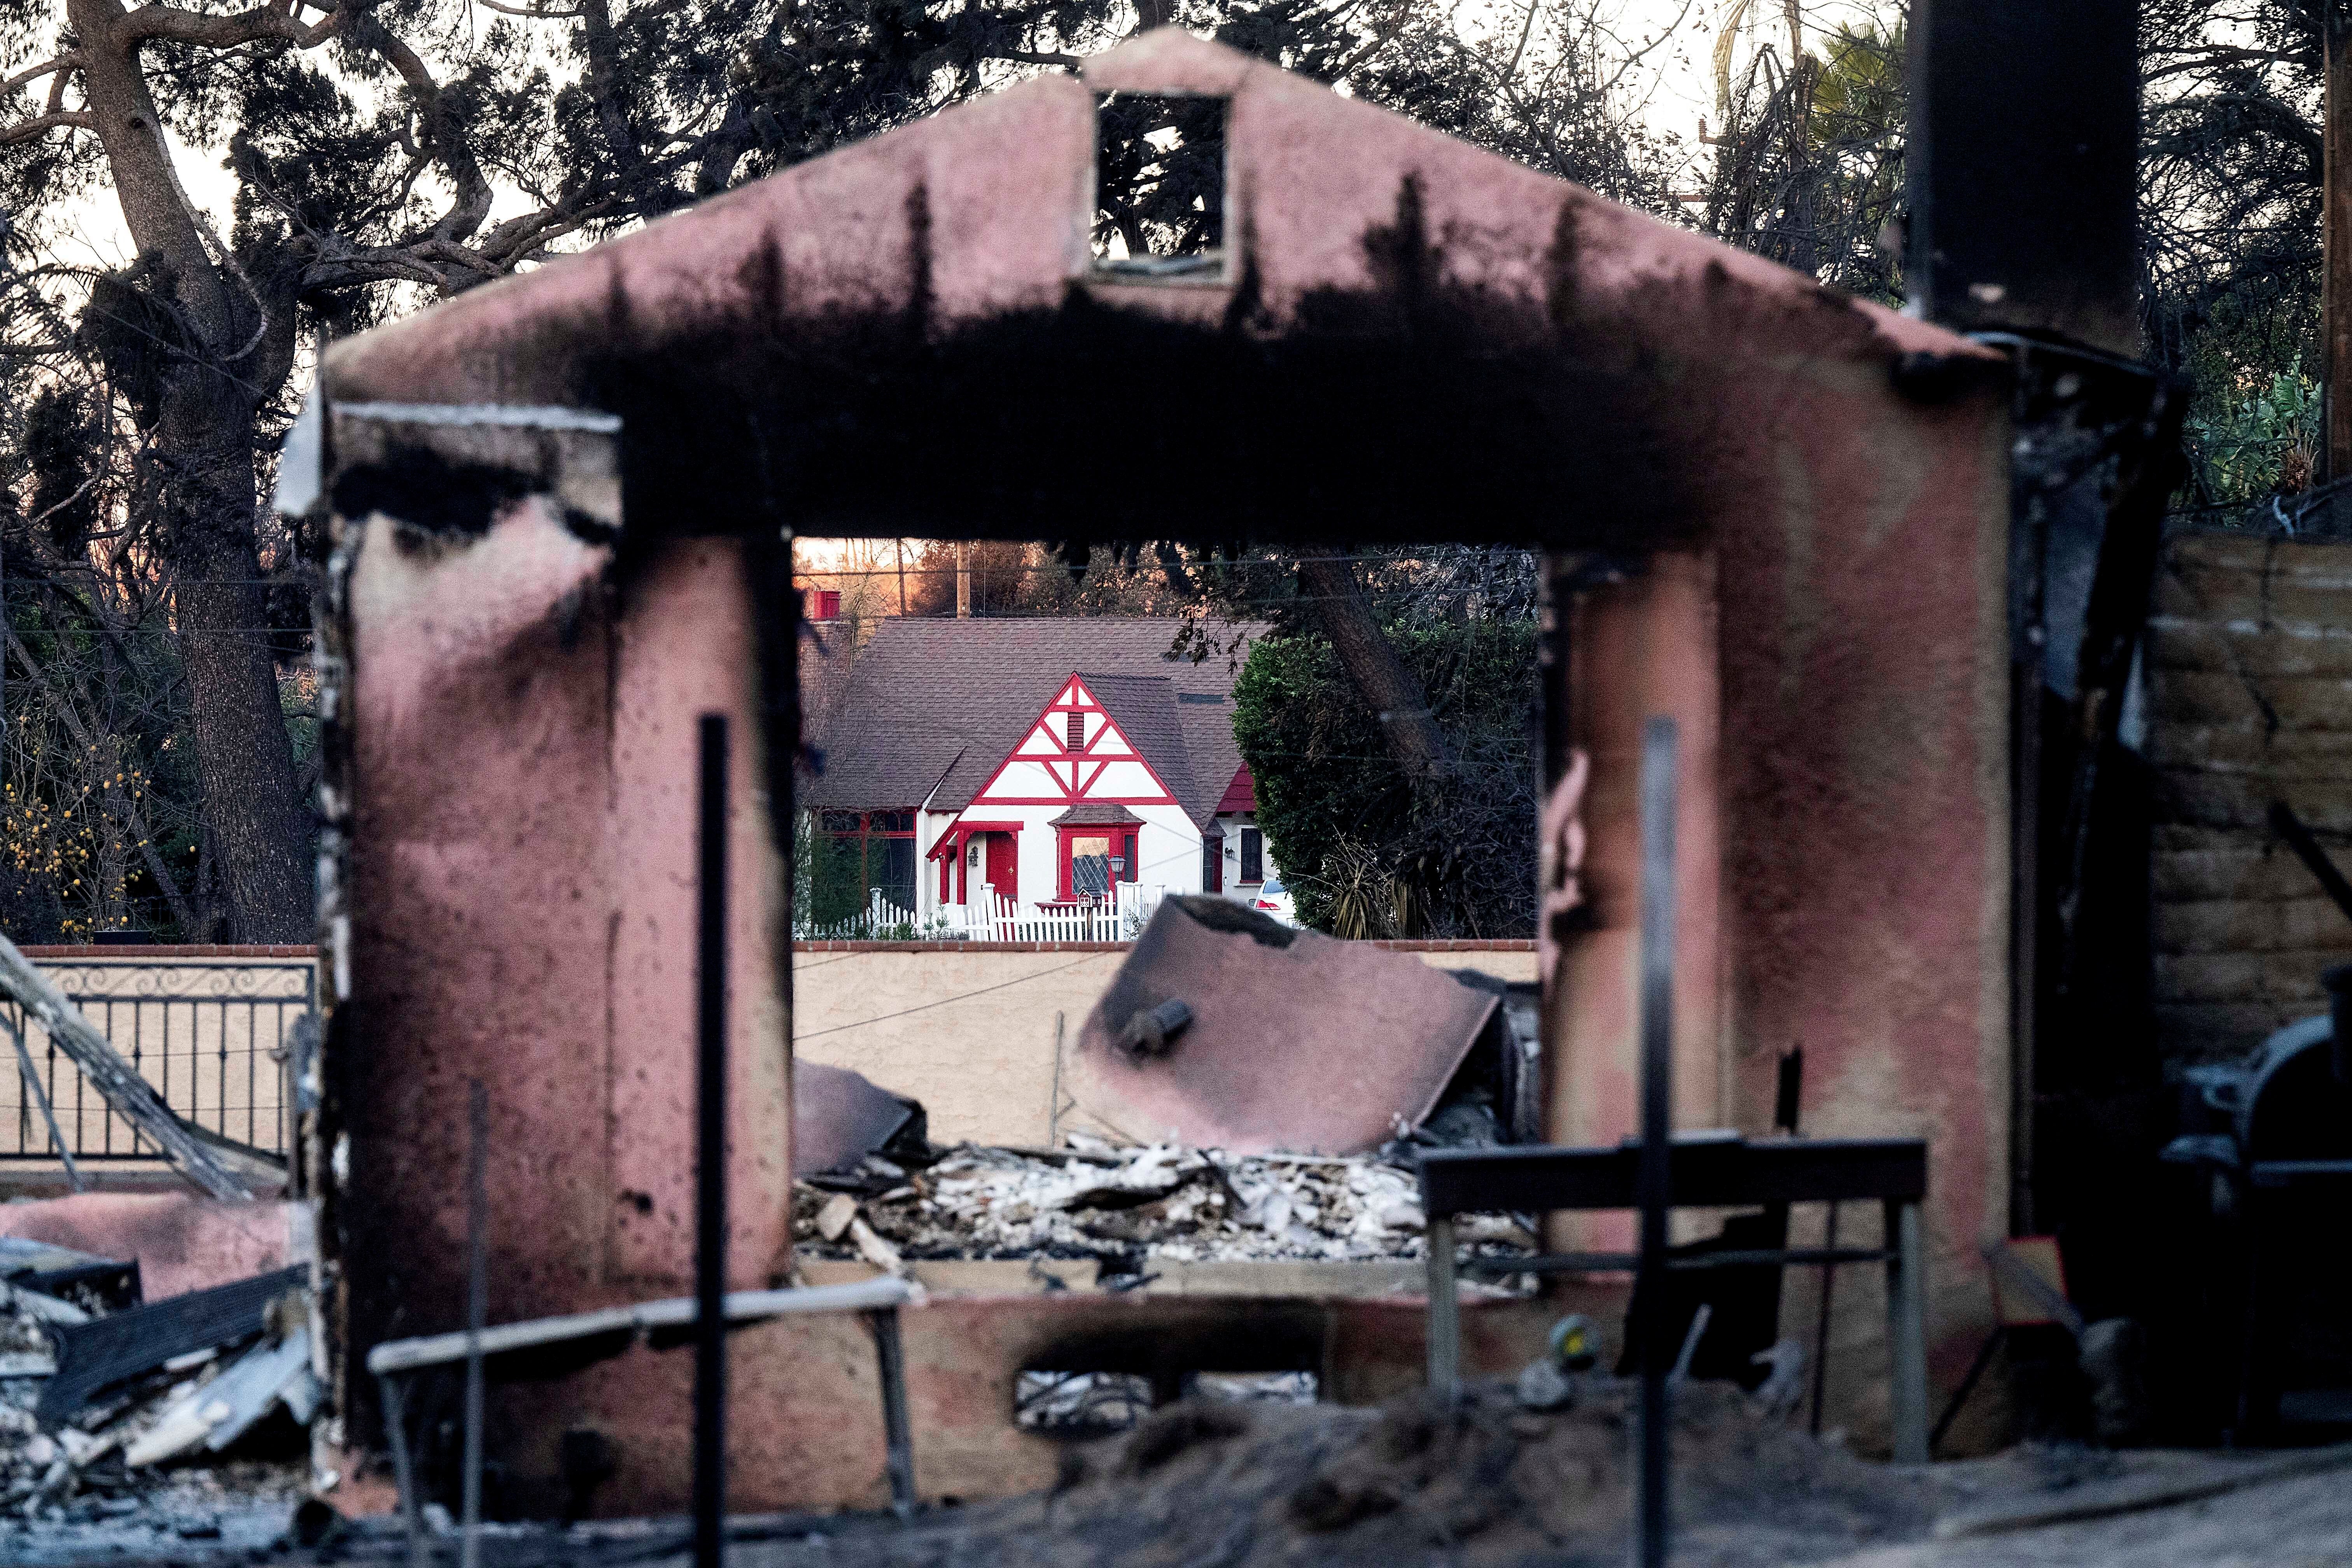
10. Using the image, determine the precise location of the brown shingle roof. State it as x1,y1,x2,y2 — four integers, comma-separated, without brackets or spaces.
1076,674,1195,815
801,617,1267,827
1048,804,1145,826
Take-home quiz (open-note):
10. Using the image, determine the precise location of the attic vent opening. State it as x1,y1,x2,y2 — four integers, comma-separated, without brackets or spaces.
1067,712,1087,751
1092,93,1228,281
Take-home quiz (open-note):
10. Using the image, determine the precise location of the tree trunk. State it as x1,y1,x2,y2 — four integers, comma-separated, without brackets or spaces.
72,0,314,942
157,399,311,941
1296,554,1451,785
175,540,313,942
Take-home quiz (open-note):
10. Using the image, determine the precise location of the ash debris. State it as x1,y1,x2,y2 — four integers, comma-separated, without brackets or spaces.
793,1132,1537,1270
0,1253,311,1532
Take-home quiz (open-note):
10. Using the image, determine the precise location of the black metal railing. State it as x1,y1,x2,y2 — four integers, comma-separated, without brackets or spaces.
1,958,315,1164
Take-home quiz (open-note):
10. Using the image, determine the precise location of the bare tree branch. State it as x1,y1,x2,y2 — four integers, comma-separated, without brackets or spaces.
117,0,343,49
0,110,94,144
2,52,81,94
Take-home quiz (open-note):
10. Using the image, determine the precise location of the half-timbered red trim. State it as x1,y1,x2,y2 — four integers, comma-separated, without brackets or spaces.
959,673,1187,812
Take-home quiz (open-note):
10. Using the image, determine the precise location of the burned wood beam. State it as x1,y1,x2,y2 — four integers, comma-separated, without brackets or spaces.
0,932,253,1201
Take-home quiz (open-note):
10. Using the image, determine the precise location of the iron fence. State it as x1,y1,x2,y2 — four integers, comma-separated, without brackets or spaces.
1,958,315,1165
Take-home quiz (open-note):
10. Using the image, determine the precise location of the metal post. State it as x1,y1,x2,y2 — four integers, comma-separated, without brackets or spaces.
1884,1199,1929,1463
1635,716,1678,1568
377,1373,429,1568
1424,1214,1460,1400
461,1080,488,1568
2328,0,2352,488
2008,368,2048,1239
864,1308,918,1521
1808,1202,1838,1436
694,714,730,1568
5,1013,82,1192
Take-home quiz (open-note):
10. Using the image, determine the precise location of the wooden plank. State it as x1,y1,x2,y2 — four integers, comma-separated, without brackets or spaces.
2145,618,2352,680
2144,724,2352,770
0,932,250,1201
2153,896,2352,955
2147,671,2352,732
2153,848,2352,902
2156,950,2352,1004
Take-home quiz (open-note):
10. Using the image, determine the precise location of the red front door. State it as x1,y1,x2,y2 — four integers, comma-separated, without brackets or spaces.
984,833,1018,902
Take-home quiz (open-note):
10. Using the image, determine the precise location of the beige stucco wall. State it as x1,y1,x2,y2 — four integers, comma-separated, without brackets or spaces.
792,945,1535,1147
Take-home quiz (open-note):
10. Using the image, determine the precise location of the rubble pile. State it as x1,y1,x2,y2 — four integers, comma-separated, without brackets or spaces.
0,1244,311,1525
662,1379,1938,1568
793,1134,1537,1270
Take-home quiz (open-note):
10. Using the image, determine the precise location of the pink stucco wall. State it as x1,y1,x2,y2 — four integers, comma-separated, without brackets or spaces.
336,509,787,1358
0,1194,291,1302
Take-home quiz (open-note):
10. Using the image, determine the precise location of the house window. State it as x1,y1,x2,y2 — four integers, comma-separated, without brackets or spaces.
1068,833,1112,899
1066,712,1086,752
807,588,841,620
1060,828,1138,900
1203,837,1222,893
822,810,918,914
1240,827,1263,885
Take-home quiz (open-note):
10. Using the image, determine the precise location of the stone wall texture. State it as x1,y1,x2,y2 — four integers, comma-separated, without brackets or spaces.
2147,531,2352,1063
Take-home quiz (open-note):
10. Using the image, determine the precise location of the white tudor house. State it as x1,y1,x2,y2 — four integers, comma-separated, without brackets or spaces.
800,617,1281,925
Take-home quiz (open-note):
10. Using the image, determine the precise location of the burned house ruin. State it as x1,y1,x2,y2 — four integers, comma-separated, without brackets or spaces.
280,28,2048,1516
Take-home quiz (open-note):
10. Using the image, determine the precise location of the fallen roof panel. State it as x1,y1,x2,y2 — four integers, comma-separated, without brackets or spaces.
1063,898,1498,1155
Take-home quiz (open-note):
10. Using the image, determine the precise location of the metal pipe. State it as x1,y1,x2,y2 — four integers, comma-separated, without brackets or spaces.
462,1079,488,1568
1885,1200,1930,1463
1808,1202,1838,1436
376,1373,428,1568
1423,1214,1460,1400
865,1308,918,1520
694,714,730,1568
1635,715,1678,1568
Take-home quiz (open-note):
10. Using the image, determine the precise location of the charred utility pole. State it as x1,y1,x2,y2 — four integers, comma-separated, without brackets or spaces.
1908,1,2138,354
1909,0,2182,1241
2327,0,2352,490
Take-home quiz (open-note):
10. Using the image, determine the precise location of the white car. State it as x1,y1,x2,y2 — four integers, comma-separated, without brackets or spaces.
1246,877,1298,926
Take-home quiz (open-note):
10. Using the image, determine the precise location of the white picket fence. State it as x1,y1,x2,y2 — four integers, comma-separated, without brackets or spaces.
796,889,926,942
945,884,1165,942
795,884,1165,942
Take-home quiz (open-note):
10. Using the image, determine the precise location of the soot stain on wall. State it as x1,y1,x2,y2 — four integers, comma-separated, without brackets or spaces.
576,178,1708,554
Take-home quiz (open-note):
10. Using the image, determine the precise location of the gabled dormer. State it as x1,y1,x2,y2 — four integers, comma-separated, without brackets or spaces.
968,674,1180,807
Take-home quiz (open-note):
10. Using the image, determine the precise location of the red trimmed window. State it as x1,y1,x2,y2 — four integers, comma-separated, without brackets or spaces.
1059,827,1138,900
1239,827,1263,885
